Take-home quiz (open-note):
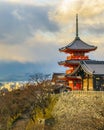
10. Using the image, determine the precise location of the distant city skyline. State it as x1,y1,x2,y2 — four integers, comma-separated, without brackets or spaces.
0,0,104,81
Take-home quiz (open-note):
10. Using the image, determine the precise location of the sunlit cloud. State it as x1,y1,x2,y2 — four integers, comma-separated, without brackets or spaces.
0,0,104,79
49,0,104,25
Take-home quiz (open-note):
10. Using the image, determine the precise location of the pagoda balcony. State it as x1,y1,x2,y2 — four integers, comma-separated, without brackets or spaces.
66,69,73,74
67,55,89,60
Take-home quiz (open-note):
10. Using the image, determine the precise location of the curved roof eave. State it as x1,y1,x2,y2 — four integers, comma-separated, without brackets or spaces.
66,65,81,77
59,37,97,53
80,61,93,75
58,60,80,66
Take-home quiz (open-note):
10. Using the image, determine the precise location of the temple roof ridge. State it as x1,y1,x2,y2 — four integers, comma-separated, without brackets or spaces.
81,60,104,64
67,37,97,48
66,59,104,76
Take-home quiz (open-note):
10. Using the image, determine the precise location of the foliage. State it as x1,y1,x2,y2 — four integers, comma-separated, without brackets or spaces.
0,73,56,130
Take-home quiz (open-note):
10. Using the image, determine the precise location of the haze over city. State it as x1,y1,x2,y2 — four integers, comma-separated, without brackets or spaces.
0,0,104,81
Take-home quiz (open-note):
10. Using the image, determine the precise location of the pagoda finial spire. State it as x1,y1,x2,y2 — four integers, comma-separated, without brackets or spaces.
76,14,79,39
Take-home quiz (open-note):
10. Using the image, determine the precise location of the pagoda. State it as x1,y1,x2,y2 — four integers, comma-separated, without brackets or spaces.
58,14,97,90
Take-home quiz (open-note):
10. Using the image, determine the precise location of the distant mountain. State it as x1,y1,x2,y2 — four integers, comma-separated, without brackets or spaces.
0,61,61,82
0,73,31,82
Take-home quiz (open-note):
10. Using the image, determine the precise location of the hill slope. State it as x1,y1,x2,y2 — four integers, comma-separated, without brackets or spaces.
52,91,104,130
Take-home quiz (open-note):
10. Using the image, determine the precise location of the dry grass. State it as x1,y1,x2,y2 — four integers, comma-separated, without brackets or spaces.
52,91,104,130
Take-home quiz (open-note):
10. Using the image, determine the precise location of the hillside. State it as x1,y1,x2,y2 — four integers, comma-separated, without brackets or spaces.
52,91,104,130
0,81,57,130
0,87,104,130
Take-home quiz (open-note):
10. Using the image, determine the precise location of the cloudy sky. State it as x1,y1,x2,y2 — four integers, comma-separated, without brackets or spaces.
0,0,104,81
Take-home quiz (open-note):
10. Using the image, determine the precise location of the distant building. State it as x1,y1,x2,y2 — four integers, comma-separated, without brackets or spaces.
52,14,104,91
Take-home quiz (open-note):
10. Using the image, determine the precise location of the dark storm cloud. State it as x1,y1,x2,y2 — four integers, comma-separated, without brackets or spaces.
0,2,59,44
0,60,63,81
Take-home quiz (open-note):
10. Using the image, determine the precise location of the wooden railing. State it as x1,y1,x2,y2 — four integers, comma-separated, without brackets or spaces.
66,69,73,74
67,55,89,60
